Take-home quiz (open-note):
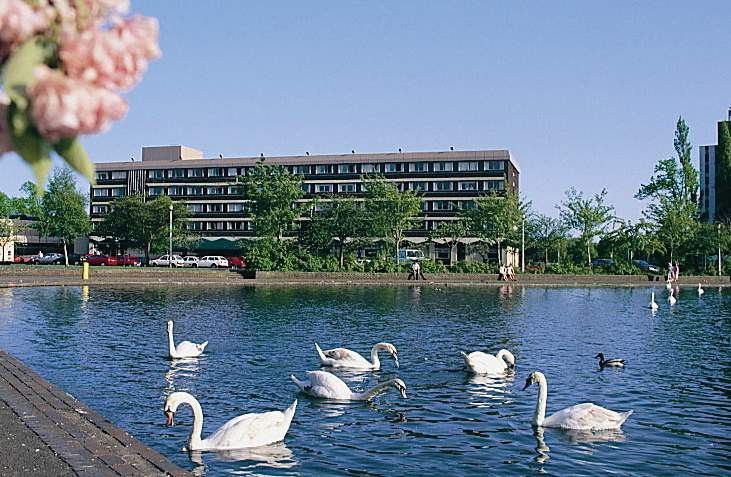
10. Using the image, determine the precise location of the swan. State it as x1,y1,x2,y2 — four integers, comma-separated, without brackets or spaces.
461,349,515,375
665,281,672,290
523,371,632,430
290,370,407,401
595,353,625,368
167,320,208,359
649,292,658,311
668,291,677,306
163,392,297,451
315,342,399,370
698,283,704,296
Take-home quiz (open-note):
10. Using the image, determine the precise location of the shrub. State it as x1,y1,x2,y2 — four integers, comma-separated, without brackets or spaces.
420,260,447,273
449,261,496,274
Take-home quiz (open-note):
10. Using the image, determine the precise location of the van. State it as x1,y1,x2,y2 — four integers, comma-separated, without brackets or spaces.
397,249,426,262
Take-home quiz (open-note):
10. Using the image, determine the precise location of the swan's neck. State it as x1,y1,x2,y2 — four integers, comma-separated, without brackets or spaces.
182,394,204,450
533,374,547,427
496,349,511,363
167,327,177,357
369,344,382,369
354,380,393,401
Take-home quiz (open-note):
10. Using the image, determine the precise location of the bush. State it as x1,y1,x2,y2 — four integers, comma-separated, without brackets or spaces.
449,261,497,274
420,260,447,273
545,262,593,274
603,261,643,275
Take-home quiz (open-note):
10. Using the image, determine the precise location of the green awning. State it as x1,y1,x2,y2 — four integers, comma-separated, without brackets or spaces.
195,238,241,251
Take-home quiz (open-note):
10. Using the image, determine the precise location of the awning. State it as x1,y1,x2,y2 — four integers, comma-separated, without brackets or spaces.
195,238,241,251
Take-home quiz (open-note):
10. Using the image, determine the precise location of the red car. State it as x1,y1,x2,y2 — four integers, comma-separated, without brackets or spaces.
84,255,119,266
116,255,142,266
226,256,247,269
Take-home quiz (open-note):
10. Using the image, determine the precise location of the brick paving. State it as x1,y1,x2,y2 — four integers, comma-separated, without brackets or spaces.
0,349,190,476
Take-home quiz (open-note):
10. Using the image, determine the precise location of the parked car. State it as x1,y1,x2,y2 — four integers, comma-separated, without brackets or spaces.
632,259,660,274
591,258,614,267
117,255,142,266
149,255,184,267
197,256,229,268
181,256,200,267
14,254,40,264
37,253,65,265
84,255,119,266
397,249,427,262
225,256,246,269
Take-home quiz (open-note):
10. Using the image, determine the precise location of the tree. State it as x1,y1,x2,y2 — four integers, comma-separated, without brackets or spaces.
529,213,568,265
557,187,615,265
305,197,365,268
716,120,731,222
41,168,91,265
465,191,528,265
674,117,698,203
650,197,697,262
428,219,468,266
239,161,304,241
363,176,422,262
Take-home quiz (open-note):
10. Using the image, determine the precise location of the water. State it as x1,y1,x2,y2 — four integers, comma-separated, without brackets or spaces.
0,285,729,476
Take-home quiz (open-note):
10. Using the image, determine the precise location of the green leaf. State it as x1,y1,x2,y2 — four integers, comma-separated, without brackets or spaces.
7,103,52,186
2,37,51,111
54,137,96,184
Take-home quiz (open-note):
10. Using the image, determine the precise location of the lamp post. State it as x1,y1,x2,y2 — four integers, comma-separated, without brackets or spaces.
521,218,525,273
168,204,173,268
719,223,722,277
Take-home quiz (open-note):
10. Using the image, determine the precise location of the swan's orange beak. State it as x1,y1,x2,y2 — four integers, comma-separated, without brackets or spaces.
164,410,174,426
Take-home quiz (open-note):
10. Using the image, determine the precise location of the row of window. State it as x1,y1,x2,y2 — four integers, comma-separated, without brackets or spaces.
184,219,462,233
96,171,128,180
92,188,125,198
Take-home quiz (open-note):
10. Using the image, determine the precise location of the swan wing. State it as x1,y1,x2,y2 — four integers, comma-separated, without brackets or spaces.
463,351,506,374
322,348,371,368
302,371,352,399
203,402,296,450
175,340,203,357
544,403,632,430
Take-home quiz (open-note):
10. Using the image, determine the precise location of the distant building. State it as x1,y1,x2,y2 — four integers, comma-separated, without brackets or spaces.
700,109,731,223
90,146,521,261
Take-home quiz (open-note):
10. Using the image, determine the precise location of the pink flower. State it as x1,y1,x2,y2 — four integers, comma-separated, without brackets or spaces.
0,0,48,60
27,66,128,142
60,15,160,91
0,92,12,155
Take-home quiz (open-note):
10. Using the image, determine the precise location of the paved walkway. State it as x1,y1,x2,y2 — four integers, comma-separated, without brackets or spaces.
0,349,190,476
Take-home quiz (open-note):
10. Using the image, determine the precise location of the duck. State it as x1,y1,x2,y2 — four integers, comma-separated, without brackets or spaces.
290,370,407,401
594,353,625,368
523,371,632,430
461,349,515,375
167,320,208,359
649,292,659,311
698,283,704,296
668,290,677,306
315,342,399,370
163,392,296,451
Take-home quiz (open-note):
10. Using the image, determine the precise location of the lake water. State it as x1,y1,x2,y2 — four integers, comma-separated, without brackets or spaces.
0,285,729,476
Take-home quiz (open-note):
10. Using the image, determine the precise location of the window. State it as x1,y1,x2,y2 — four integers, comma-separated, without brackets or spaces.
433,201,453,211
227,167,239,177
208,221,225,230
487,160,505,170
434,162,453,172
167,186,182,195
111,171,127,179
409,182,427,191
384,163,398,173
294,165,310,175
409,162,427,172
148,170,164,179
228,221,245,230
315,184,332,193
96,172,109,181
315,165,330,174
93,188,109,197
187,203,204,213
187,186,203,195
91,205,107,213
421,201,429,211
338,183,356,193
459,181,478,191
208,168,223,177
460,200,476,210
301,183,311,193
361,164,378,174
168,169,185,178
207,186,225,195
110,188,125,197
206,203,224,213
486,180,505,191
189,222,203,231
228,203,244,212
433,181,453,191
147,187,163,196
227,186,239,195
338,164,356,174
187,168,204,178
458,161,479,171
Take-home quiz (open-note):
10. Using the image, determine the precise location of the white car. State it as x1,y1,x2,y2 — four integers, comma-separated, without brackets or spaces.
197,256,229,268
150,254,184,267
182,256,200,267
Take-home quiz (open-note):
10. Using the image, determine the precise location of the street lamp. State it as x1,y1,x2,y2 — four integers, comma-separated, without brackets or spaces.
168,204,173,268
521,218,525,273
719,223,722,277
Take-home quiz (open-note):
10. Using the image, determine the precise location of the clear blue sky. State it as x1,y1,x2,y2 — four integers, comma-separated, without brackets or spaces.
2,1,729,220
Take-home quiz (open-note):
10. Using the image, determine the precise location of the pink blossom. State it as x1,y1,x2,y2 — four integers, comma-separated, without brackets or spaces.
60,15,160,91
0,0,48,60
27,66,128,142
0,92,12,155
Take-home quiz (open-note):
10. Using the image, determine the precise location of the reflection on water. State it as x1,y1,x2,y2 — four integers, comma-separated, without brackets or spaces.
0,285,728,476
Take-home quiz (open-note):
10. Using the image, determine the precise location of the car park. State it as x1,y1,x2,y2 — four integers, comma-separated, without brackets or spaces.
181,256,200,267
150,255,184,267
84,255,119,266
197,256,229,268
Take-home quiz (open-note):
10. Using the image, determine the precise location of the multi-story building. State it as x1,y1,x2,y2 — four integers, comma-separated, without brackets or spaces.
700,109,731,223
91,145,520,260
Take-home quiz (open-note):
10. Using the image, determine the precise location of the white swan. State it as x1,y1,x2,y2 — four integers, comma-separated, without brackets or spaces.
163,392,296,451
167,320,208,359
461,349,515,375
668,291,677,306
698,283,704,296
649,292,659,311
315,342,398,370
523,371,632,430
665,281,672,290
290,370,407,401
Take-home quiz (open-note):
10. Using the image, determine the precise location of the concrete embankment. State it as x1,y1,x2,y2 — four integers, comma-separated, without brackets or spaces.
0,266,728,288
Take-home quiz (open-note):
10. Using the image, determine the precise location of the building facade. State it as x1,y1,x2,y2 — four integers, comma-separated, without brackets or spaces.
700,109,731,223
91,146,520,256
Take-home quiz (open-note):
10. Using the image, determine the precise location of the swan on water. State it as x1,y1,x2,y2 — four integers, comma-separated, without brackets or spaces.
665,281,672,290
167,320,208,359
523,371,632,430
461,349,515,375
594,353,625,368
315,342,399,370
668,290,677,306
163,392,297,451
290,370,407,401
698,283,704,296
649,292,659,311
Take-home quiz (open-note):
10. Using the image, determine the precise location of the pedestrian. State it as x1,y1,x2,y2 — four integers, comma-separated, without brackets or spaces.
673,261,680,281
408,261,418,280
667,262,674,282
507,264,516,281
415,261,426,280
498,264,507,281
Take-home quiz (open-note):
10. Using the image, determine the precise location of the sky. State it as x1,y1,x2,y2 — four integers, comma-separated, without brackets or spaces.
1,1,730,220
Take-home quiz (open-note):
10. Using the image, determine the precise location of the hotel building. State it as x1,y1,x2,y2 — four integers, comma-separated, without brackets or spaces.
91,145,520,259
700,109,731,223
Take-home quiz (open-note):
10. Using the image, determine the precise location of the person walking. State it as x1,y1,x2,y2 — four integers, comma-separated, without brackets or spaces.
673,261,680,281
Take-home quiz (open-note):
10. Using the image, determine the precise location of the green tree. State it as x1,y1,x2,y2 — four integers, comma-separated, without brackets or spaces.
557,187,615,265
716,121,731,222
529,213,568,265
650,197,697,262
363,176,422,262
41,168,91,265
466,191,528,265
673,117,699,203
239,162,305,241
428,219,468,266
304,197,365,268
